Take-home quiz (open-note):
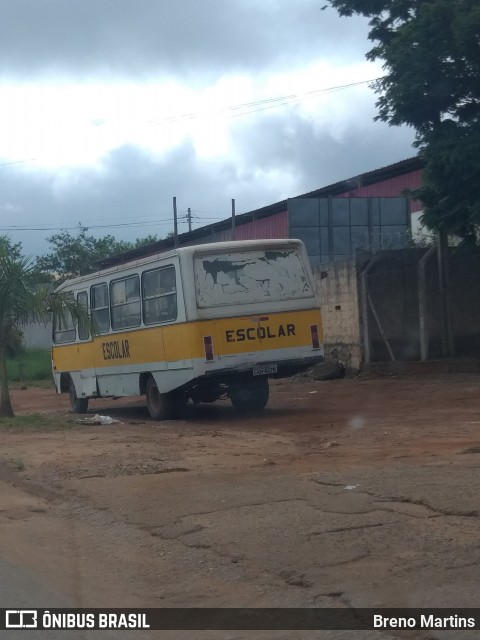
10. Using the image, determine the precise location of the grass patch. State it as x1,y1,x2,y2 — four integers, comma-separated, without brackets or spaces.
10,378,54,390
6,348,52,382
0,412,71,432
0,454,25,471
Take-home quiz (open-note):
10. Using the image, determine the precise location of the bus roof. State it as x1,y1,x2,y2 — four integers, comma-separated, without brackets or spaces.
54,239,304,291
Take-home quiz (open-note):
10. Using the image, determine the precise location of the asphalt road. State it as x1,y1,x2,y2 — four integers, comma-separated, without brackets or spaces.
5,375,480,640
0,555,124,640
0,553,401,640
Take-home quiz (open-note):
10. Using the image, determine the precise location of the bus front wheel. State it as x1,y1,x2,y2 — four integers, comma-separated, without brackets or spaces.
230,377,269,413
146,377,174,420
69,379,89,414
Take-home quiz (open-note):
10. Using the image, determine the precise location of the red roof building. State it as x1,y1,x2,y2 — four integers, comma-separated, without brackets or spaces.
98,157,424,269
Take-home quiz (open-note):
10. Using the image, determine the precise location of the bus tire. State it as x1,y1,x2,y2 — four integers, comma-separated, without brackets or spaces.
69,379,89,414
171,389,188,419
146,377,174,420
230,377,269,413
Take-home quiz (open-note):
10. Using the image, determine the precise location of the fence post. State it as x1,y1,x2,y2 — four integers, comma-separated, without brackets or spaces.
360,271,371,364
437,230,454,357
359,253,383,365
418,246,436,361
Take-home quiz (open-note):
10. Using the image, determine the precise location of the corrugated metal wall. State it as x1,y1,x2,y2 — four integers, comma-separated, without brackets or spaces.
181,210,289,244
180,170,422,247
337,169,423,212
234,211,289,240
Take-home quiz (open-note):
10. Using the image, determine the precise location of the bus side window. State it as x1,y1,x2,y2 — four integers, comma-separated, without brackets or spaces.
77,291,90,340
110,275,141,330
91,283,110,333
53,296,76,345
142,266,177,325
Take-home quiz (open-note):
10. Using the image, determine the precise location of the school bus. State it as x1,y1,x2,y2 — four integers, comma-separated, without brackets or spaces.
51,239,324,418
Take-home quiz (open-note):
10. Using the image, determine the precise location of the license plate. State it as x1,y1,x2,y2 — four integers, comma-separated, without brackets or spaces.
253,364,277,376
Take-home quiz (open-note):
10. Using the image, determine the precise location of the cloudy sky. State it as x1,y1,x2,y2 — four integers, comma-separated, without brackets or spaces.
0,0,416,256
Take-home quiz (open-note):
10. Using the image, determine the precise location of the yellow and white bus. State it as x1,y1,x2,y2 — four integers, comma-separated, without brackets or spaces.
51,239,324,418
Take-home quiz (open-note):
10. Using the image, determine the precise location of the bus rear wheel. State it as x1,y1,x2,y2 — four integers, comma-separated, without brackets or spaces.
146,377,174,420
69,379,89,414
230,377,269,413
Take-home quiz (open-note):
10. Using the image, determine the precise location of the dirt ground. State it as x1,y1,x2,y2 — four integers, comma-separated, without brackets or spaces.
2,374,480,636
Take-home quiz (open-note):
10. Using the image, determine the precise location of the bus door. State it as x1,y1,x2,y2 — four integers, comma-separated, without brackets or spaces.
142,263,192,389
74,290,98,397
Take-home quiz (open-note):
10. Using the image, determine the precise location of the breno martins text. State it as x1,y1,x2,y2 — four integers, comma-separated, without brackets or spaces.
374,614,476,630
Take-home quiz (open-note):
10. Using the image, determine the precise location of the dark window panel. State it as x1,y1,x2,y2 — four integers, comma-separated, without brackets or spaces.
380,225,409,249
291,227,320,256
288,198,319,227
351,226,369,251
332,227,351,254
371,198,381,225
350,198,369,225
331,198,350,226
380,198,408,225
320,228,330,256
319,199,329,226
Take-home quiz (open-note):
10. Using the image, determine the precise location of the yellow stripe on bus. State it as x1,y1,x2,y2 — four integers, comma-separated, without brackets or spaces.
52,309,323,372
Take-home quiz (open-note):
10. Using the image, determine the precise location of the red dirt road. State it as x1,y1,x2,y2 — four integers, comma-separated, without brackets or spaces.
2,374,480,627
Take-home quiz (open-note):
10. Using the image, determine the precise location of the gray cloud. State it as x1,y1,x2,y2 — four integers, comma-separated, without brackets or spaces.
232,109,416,191
1,108,415,258
0,0,416,263
0,142,288,256
0,0,370,78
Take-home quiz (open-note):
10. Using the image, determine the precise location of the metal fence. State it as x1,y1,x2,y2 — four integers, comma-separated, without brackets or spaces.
359,247,480,362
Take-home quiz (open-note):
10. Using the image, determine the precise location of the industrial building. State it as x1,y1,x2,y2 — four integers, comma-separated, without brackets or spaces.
98,156,424,269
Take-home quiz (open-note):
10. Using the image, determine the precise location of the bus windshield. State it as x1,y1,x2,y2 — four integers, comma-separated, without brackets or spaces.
194,247,313,308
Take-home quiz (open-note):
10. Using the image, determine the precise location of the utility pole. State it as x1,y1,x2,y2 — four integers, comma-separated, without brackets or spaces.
231,198,236,241
173,196,178,248
187,207,192,232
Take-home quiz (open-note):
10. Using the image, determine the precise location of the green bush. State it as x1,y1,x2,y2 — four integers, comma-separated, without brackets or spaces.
5,348,52,382
5,327,24,358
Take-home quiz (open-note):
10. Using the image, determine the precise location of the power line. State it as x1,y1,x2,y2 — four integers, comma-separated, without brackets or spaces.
0,216,219,233
148,78,380,125
0,219,173,232
0,209,233,233
0,210,246,233
0,158,36,168
1,81,380,234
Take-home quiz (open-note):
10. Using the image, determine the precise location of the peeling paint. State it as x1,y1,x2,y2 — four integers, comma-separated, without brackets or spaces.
195,249,313,308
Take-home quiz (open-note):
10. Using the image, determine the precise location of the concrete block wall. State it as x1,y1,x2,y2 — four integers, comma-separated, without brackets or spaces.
313,260,362,370
22,319,53,350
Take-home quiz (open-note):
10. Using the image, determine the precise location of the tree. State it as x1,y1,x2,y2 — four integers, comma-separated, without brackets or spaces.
0,251,89,417
328,0,480,237
416,119,480,240
0,234,23,261
37,225,160,280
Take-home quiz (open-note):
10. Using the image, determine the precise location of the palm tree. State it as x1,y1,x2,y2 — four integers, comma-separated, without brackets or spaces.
0,250,88,417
